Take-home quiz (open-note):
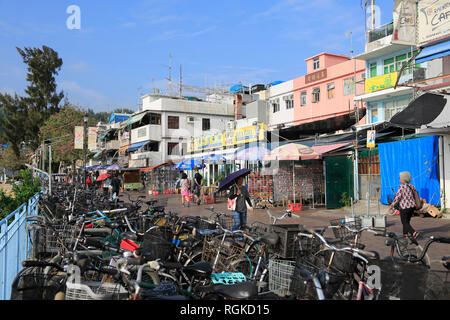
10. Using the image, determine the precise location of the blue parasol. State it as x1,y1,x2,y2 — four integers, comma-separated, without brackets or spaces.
201,154,227,162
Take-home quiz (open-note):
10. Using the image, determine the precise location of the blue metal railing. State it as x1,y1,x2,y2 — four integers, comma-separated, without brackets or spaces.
0,192,40,300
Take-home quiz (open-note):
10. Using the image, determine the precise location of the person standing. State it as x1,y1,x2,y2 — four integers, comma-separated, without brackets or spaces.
193,167,203,205
389,171,421,244
111,172,122,200
228,176,254,240
180,172,190,207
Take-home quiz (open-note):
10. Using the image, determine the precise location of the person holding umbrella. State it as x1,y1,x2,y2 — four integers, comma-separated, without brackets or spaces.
228,175,254,240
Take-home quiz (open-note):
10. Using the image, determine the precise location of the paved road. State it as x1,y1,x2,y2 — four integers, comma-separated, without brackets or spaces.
125,191,450,275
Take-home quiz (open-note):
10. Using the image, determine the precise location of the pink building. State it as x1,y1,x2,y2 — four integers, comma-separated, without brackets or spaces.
292,53,366,129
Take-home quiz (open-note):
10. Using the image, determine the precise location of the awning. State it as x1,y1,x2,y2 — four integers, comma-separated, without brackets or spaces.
308,143,352,159
118,145,129,153
389,92,450,129
128,140,150,152
140,161,174,172
124,112,148,127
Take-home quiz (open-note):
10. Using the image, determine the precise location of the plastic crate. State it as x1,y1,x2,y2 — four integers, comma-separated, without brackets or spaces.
268,259,296,297
288,203,302,212
204,195,216,204
270,224,302,259
211,273,247,285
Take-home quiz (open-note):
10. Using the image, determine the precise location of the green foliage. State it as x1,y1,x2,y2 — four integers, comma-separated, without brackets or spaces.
339,192,352,208
0,190,18,220
0,169,41,220
11,169,41,206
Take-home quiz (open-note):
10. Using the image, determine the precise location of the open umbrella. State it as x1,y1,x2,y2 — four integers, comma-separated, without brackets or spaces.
234,145,270,161
173,159,204,171
217,168,251,192
263,143,319,161
96,173,110,182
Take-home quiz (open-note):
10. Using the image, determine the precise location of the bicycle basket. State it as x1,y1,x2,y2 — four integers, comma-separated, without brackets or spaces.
268,259,296,297
201,236,245,273
142,234,174,261
65,281,128,300
216,214,235,230
249,221,270,236
330,217,362,244
211,273,247,285
10,268,64,300
44,224,78,253
297,235,323,257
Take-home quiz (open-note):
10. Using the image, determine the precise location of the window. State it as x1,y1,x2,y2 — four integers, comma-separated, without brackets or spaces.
370,62,377,78
370,108,379,124
202,118,211,131
300,91,307,106
272,98,280,113
284,94,294,109
167,142,179,156
149,113,161,125
313,57,320,70
343,77,355,96
383,57,395,74
168,116,179,129
146,141,159,152
312,88,320,103
384,98,410,120
327,83,335,99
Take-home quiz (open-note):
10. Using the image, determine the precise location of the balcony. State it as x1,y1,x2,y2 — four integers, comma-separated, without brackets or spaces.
131,125,161,144
368,22,393,43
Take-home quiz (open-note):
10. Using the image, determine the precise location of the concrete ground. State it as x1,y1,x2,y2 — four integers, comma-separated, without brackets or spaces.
125,191,450,276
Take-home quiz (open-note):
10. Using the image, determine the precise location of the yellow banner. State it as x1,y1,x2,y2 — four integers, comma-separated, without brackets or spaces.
365,72,398,93
74,126,84,150
187,123,265,153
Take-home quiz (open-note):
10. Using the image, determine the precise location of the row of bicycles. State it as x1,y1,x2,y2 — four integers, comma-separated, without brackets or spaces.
10,183,450,300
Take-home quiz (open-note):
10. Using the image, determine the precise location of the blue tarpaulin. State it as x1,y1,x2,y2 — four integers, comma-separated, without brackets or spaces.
379,135,440,206
128,141,150,152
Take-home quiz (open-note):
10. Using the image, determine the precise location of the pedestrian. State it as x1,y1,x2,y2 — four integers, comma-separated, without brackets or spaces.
111,172,122,200
103,174,111,197
180,172,191,207
228,176,254,240
193,167,203,205
389,171,421,244
86,174,92,189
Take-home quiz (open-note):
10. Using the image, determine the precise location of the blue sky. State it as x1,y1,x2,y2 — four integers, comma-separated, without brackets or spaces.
0,0,394,112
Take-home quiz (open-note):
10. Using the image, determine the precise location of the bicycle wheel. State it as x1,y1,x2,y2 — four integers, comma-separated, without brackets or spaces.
424,270,450,300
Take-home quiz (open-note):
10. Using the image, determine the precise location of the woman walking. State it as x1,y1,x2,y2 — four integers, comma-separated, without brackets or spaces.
228,176,254,240
180,172,191,207
389,171,421,244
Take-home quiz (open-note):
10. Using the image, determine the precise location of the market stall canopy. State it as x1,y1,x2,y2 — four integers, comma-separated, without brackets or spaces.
140,161,174,172
309,143,352,159
106,164,121,171
127,140,150,152
118,145,129,153
263,143,320,161
233,145,270,161
389,92,450,129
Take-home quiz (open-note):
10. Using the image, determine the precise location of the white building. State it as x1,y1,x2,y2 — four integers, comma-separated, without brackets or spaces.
122,94,235,168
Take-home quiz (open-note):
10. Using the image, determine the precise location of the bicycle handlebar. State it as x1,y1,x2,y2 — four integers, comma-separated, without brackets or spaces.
21,260,65,271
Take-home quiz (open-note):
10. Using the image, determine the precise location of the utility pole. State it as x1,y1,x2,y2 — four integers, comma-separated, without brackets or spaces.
83,116,88,190
48,144,52,195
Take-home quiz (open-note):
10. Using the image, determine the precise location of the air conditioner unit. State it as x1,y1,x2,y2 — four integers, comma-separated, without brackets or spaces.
227,121,235,130
186,116,195,123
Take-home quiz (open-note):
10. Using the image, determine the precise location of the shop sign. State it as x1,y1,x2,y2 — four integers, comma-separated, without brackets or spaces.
365,72,398,93
418,0,450,46
305,69,327,84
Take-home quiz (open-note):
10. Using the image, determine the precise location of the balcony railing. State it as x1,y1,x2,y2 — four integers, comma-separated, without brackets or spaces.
368,21,393,43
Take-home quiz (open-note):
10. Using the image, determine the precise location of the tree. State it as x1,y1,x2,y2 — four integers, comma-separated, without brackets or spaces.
0,93,28,158
39,105,96,169
16,46,64,150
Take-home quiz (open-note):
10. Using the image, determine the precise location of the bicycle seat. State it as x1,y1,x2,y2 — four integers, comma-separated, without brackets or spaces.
146,200,158,206
442,256,450,270
182,262,212,278
258,233,279,246
212,281,258,299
